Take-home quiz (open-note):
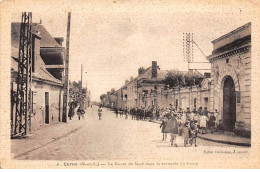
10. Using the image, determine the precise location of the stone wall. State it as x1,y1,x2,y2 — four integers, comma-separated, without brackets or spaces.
31,81,64,131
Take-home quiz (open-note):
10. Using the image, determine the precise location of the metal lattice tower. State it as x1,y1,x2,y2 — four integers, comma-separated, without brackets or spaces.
13,12,33,137
183,32,194,63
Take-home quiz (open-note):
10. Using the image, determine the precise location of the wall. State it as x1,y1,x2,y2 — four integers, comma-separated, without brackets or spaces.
31,81,63,131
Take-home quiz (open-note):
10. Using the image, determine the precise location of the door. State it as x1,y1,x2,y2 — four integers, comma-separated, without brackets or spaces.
58,90,61,122
223,76,236,131
45,92,49,124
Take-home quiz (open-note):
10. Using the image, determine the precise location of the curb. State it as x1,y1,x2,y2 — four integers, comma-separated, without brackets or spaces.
149,120,251,147
197,135,251,147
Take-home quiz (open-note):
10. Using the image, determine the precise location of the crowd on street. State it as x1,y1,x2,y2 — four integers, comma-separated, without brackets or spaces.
111,105,222,147
67,102,224,147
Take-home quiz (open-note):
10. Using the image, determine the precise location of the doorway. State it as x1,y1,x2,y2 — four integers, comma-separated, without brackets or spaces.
45,92,49,124
223,76,236,131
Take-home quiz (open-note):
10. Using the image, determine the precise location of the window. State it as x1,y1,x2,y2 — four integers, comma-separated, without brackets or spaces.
176,99,178,110
204,97,209,108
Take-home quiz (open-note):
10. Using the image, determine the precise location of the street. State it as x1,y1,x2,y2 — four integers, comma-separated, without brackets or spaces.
15,106,243,160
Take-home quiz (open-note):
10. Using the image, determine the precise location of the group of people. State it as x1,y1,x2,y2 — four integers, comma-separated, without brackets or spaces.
68,101,86,120
113,106,161,121
113,105,221,147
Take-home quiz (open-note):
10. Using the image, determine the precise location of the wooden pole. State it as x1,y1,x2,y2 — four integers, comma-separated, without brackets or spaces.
62,12,71,123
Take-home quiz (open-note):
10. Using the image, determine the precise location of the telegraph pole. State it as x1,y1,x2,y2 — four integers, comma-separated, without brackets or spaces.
81,64,83,92
62,12,71,123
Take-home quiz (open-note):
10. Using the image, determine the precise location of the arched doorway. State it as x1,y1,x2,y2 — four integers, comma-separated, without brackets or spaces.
223,76,236,131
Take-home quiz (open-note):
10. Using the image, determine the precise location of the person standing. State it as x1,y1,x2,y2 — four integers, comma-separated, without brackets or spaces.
115,108,118,118
68,103,73,120
208,113,216,133
164,113,179,147
182,122,190,147
125,108,128,119
160,115,169,141
98,105,102,120
214,109,220,125
77,107,81,120
200,114,208,134
156,106,160,121
203,107,209,117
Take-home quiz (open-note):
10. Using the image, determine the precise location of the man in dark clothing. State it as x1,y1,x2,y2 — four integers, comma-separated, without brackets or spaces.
203,107,209,117
115,108,118,118
197,107,203,116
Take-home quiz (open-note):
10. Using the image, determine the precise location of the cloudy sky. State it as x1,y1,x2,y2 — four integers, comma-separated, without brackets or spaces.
11,1,252,101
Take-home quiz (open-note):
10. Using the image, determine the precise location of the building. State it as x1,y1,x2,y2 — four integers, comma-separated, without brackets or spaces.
107,61,211,112
207,22,251,132
11,22,65,132
113,61,167,109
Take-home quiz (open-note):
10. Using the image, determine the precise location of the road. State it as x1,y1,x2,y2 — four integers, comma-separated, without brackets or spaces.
16,106,241,160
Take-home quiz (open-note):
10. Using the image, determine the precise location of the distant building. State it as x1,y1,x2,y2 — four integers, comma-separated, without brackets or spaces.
111,61,211,111
207,22,251,132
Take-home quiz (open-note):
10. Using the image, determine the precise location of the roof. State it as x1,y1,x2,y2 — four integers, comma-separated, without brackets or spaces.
212,22,251,44
11,46,64,86
157,70,168,78
11,22,61,49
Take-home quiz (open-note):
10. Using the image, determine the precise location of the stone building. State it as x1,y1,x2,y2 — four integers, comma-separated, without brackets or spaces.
207,22,251,132
114,61,167,109
158,76,210,111
112,61,211,112
11,22,65,131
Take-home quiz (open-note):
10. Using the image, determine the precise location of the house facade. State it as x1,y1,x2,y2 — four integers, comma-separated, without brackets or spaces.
207,22,251,132
11,22,66,132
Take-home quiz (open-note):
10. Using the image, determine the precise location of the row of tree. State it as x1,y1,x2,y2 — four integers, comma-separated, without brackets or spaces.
164,69,204,88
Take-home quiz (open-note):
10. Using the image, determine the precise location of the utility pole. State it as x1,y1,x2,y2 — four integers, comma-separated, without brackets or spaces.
80,64,83,108
62,12,71,123
81,64,83,92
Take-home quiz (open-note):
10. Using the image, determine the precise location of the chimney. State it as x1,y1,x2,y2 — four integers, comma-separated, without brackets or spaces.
39,19,42,24
152,61,157,78
130,76,133,81
125,80,129,85
138,67,145,75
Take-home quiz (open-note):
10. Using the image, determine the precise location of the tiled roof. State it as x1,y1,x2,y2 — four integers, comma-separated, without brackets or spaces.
11,22,61,49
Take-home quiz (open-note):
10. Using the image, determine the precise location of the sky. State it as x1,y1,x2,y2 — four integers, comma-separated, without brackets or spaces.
11,1,252,101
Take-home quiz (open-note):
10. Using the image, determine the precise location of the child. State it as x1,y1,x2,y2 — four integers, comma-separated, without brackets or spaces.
160,115,168,141
77,108,81,120
182,122,190,147
189,120,198,147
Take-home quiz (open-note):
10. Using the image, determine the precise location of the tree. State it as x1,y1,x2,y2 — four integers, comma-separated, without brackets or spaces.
164,69,184,88
164,69,203,88
100,94,106,100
